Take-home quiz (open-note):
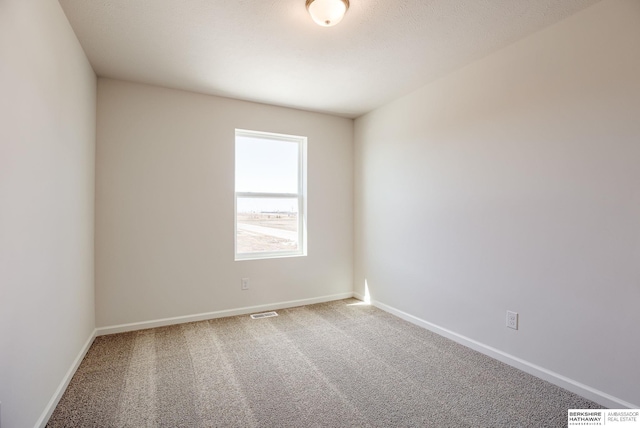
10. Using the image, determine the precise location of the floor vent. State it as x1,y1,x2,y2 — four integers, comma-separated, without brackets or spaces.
250,311,278,320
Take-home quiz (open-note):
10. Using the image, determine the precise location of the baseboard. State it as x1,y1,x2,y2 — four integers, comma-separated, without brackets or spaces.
96,292,354,336
35,328,97,428
357,294,638,409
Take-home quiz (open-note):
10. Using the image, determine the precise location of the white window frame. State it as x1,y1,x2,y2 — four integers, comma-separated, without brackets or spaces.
234,129,307,261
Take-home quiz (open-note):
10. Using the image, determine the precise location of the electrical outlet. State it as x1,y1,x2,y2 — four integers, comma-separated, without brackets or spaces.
241,278,249,290
506,311,518,330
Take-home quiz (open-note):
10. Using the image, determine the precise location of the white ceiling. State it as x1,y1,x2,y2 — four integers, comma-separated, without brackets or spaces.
59,0,601,118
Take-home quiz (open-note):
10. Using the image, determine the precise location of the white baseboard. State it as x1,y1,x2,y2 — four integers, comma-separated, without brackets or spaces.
35,328,97,428
354,293,638,410
96,292,354,336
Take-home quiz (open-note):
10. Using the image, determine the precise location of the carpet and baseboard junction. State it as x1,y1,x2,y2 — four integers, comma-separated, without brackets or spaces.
46,299,600,427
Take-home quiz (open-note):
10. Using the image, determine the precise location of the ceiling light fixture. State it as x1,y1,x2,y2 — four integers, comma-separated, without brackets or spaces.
306,0,349,27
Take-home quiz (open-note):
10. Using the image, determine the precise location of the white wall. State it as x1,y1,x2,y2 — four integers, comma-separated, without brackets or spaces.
95,79,353,328
354,0,640,408
0,0,97,426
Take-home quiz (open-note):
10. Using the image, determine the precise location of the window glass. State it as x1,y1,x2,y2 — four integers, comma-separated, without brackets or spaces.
235,129,306,260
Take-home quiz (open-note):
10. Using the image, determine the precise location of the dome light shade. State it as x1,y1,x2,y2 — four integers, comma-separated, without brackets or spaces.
306,0,349,27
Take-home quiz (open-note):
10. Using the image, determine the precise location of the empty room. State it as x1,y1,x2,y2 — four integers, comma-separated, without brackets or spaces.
1,0,639,426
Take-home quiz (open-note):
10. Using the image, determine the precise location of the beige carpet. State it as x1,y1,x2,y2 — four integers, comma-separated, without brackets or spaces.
47,299,600,427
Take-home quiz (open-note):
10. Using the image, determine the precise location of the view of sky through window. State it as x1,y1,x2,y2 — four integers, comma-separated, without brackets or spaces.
235,135,298,195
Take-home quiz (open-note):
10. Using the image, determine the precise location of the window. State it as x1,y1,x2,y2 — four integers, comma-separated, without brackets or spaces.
235,129,307,260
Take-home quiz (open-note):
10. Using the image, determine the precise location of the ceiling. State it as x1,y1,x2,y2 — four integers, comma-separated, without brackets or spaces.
58,0,601,118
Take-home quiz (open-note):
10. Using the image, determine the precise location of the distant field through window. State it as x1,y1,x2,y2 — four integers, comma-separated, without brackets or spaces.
235,129,307,260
